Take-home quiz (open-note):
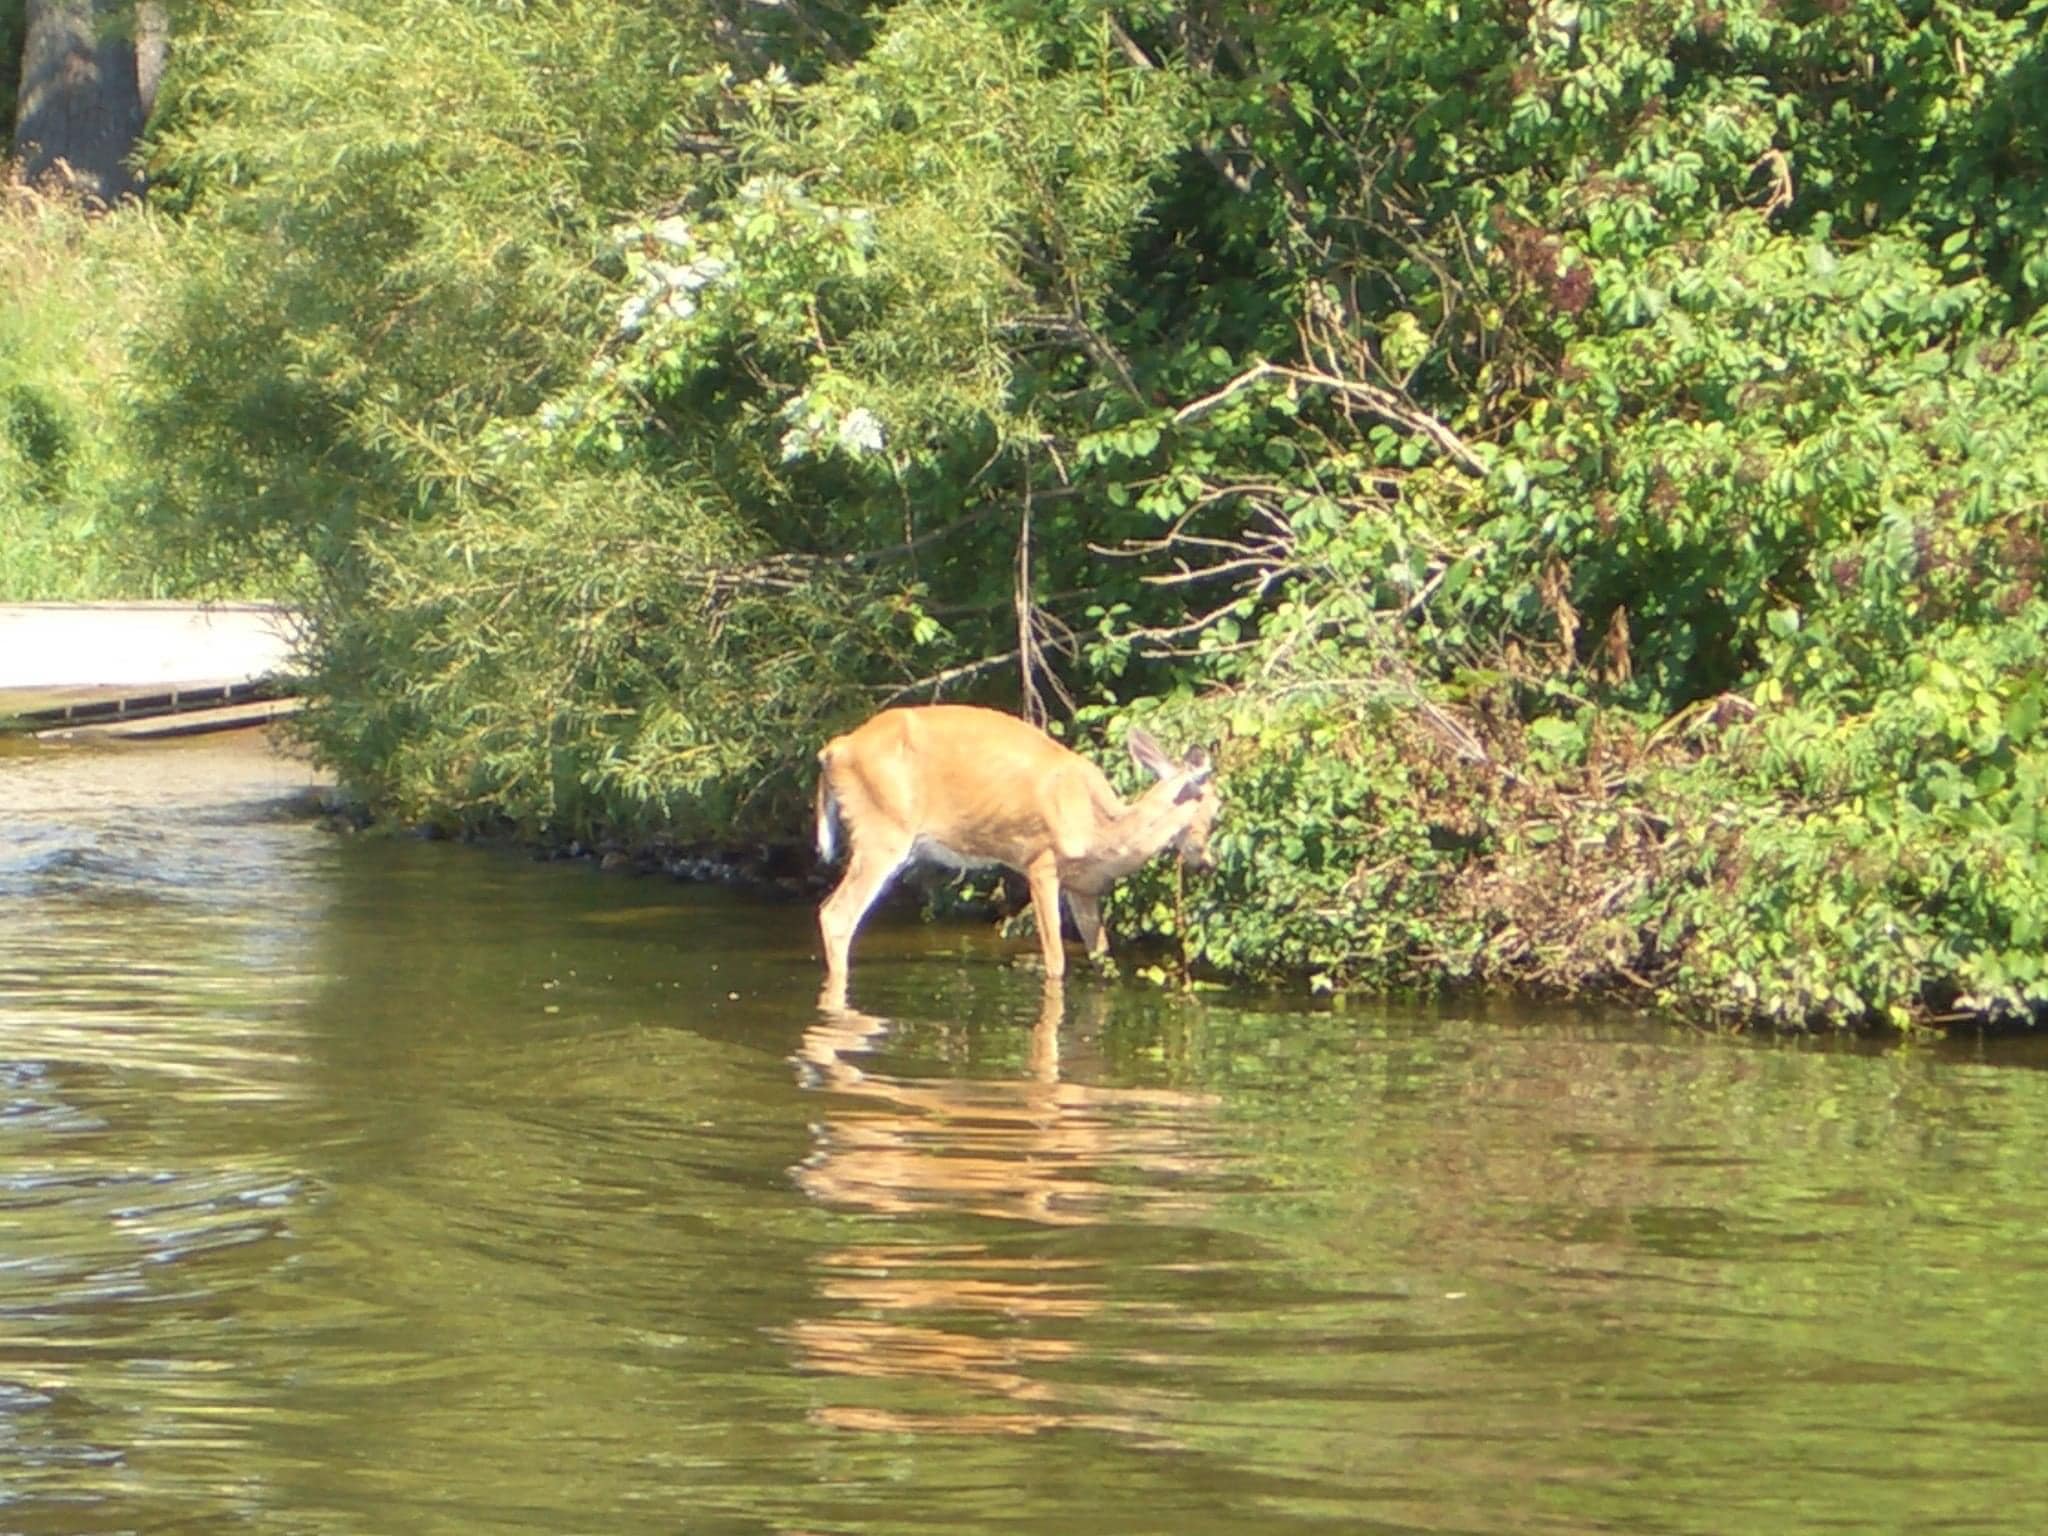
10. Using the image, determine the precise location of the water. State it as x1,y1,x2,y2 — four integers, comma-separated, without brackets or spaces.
5,731,2048,1534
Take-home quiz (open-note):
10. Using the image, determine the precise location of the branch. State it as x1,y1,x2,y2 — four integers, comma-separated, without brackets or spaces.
1104,14,1157,71
1752,149,1795,222
1140,554,1287,586
839,502,1008,569
1172,361,1487,477
881,649,1019,703
819,486,1087,574
1009,311,1150,406
1400,542,1488,617
1114,600,1266,657
1106,13,1258,195
1017,469,1044,726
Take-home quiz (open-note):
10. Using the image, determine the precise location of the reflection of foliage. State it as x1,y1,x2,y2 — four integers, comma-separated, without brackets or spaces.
1159,1002,2048,1531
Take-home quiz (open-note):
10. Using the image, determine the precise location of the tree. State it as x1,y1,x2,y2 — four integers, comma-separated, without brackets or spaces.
11,0,165,205
107,0,2048,1026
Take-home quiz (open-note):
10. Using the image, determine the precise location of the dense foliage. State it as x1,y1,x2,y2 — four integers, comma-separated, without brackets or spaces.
10,0,2048,1028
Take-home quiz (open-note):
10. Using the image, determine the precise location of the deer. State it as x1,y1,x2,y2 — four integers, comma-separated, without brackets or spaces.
814,705,1219,990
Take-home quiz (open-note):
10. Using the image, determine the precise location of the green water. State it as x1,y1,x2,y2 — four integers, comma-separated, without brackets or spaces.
4,733,2048,1534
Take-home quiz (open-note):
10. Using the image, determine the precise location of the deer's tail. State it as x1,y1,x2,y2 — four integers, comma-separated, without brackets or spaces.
815,753,843,864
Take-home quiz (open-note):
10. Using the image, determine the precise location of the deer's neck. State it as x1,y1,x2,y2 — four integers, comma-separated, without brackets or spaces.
1066,778,1193,891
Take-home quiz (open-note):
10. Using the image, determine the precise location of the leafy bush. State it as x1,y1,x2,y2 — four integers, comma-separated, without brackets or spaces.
86,0,2048,1028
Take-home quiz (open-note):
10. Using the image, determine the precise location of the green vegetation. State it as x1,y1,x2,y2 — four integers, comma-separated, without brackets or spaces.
0,177,169,599
8,0,2048,1028
0,1,22,131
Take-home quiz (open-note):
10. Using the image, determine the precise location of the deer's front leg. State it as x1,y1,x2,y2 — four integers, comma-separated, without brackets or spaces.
1066,891,1108,965
1025,855,1068,980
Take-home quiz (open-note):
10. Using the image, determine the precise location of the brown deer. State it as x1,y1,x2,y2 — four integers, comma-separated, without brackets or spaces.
814,705,1218,987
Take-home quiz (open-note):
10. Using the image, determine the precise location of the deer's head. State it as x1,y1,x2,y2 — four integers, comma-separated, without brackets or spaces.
1129,729,1220,874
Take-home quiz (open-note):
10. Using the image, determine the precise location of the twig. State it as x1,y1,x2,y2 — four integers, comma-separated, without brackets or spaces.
1400,543,1487,616
1172,361,1487,477
881,649,1020,703
1753,149,1794,222
1104,14,1157,71
1016,455,1049,726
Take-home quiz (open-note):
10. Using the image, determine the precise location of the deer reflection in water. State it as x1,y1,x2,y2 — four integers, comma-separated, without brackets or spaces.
785,981,1222,1438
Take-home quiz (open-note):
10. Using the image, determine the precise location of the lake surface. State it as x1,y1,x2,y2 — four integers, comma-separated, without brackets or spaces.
5,731,2048,1534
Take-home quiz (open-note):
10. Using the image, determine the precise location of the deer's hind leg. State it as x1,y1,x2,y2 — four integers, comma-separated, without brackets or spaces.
818,826,913,987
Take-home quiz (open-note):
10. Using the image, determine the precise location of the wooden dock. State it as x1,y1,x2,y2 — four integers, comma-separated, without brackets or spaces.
0,602,302,739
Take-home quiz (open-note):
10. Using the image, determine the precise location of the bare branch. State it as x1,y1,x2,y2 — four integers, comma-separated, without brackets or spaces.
1172,360,1487,477
881,649,1020,703
1008,311,1150,406
1011,456,1078,723
1141,556,1286,586
1104,14,1158,71
1399,541,1487,617
1753,148,1795,221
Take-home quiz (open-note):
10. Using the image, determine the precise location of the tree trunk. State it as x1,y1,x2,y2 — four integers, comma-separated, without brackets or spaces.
12,0,166,207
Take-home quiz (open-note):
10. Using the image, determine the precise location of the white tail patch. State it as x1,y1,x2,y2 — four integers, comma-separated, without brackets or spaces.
816,780,841,864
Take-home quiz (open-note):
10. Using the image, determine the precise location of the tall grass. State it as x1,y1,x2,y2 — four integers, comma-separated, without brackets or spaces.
0,176,166,601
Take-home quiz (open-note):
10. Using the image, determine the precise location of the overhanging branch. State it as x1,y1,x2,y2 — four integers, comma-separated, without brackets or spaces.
1172,361,1487,478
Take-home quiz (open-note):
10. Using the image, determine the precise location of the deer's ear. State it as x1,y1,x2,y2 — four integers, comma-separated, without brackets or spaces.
1182,746,1213,779
1128,727,1176,780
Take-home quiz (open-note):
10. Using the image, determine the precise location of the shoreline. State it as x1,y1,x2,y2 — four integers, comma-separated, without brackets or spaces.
9,723,2020,1038
347,809,2025,1039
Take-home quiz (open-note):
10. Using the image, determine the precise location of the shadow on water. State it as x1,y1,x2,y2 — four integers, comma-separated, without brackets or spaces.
5,732,2048,1535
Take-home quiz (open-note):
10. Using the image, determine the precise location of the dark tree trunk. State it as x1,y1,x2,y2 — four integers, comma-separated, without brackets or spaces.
12,0,166,207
